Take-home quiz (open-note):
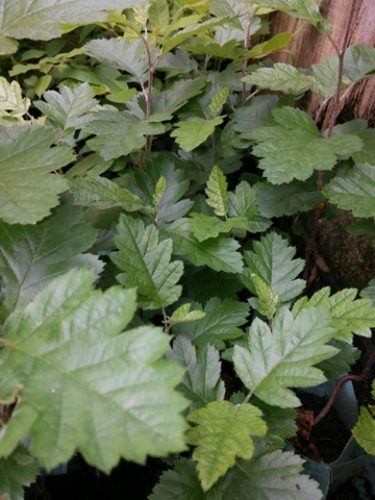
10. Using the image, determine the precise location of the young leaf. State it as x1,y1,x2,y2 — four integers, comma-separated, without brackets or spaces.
167,219,244,274
255,180,324,217
173,297,249,348
171,116,224,152
0,204,102,314
248,32,294,59
0,269,187,472
70,175,145,212
241,231,305,303
209,86,230,117
187,401,267,491
249,274,279,320
251,0,326,27
168,336,225,409
243,63,314,95
188,213,248,242
205,165,228,217
228,181,271,233
35,83,98,130
250,107,363,184
0,77,30,120
324,163,375,218
149,0,170,34
111,214,183,310
0,125,74,224
169,304,206,326
0,447,38,500
233,307,337,407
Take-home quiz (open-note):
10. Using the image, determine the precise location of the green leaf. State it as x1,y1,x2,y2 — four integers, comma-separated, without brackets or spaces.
150,459,205,500
86,38,150,82
293,287,375,342
249,273,279,320
243,63,314,94
70,175,145,212
353,382,375,455
167,219,244,274
0,447,38,500
241,231,305,303
0,1,146,53
85,110,165,161
171,116,224,152
233,307,336,407
205,165,228,217
318,341,360,379
251,0,327,27
149,0,170,34
256,180,324,217
221,450,323,500
228,181,271,233
152,78,206,120
169,304,206,326
0,204,102,314
0,77,30,121
248,32,294,59
187,401,267,491
255,402,297,452
111,214,183,310
188,213,248,242
0,269,187,471
168,336,225,409
352,128,375,165
0,125,74,224
35,83,98,130
250,107,363,184
209,86,230,117
232,95,280,142
324,163,375,218
173,297,249,348
361,278,375,306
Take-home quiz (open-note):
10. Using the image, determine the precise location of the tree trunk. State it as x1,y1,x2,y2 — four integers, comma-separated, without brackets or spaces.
270,0,375,125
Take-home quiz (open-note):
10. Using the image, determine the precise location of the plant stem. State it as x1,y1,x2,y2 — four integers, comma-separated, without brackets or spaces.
326,35,345,139
313,351,375,427
140,29,154,168
241,18,251,104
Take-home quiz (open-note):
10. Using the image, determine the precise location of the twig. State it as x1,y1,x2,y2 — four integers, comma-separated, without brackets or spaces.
313,352,375,427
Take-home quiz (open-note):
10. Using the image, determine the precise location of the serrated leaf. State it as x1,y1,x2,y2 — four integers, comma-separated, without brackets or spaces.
249,273,279,320
35,83,98,130
153,176,167,210
152,78,206,120
318,341,360,379
167,218,244,274
0,77,30,121
187,401,267,490
352,128,375,165
0,125,74,224
232,95,280,141
361,278,375,306
353,382,375,455
255,402,297,452
0,1,146,53
169,304,206,326
205,165,228,217
233,307,337,407
244,63,315,94
251,0,326,27
85,110,165,161
111,214,183,310
324,163,375,218
149,0,170,34
241,231,305,303
171,116,224,152
209,86,229,117
150,459,205,500
188,213,248,242
70,175,145,212
0,204,102,314
256,180,324,217
228,180,271,233
0,447,38,500
223,450,323,500
173,297,249,348
250,107,363,184
168,336,225,409
248,32,294,59
85,38,150,82
0,269,187,471
293,287,375,342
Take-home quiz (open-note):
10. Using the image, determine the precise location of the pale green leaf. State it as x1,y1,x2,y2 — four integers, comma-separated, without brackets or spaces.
228,180,271,233
188,213,248,242
209,86,229,117
173,297,249,348
0,125,73,224
169,304,206,326
324,163,375,218
70,175,145,212
249,273,279,320
166,218,244,274
233,307,337,407
251,0,326,27
353,407,375,455
241,231,305,303
0,204,102,314
0,77,30,120
153,176,167,210
168,336,225,409
171,116,224,152
244,63,314,94
361,278,375,306
187,401,267,490
112,214,183,309
35,83,98,130
248,32,294,59
0,447,38,500
85,38,150,82
85,110,165,160
149,0,170,34
250,107,363,184
0,269,187,471
205,165,228,217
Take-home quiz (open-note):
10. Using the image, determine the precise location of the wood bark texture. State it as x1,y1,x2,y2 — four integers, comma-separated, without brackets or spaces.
270,0,375,124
